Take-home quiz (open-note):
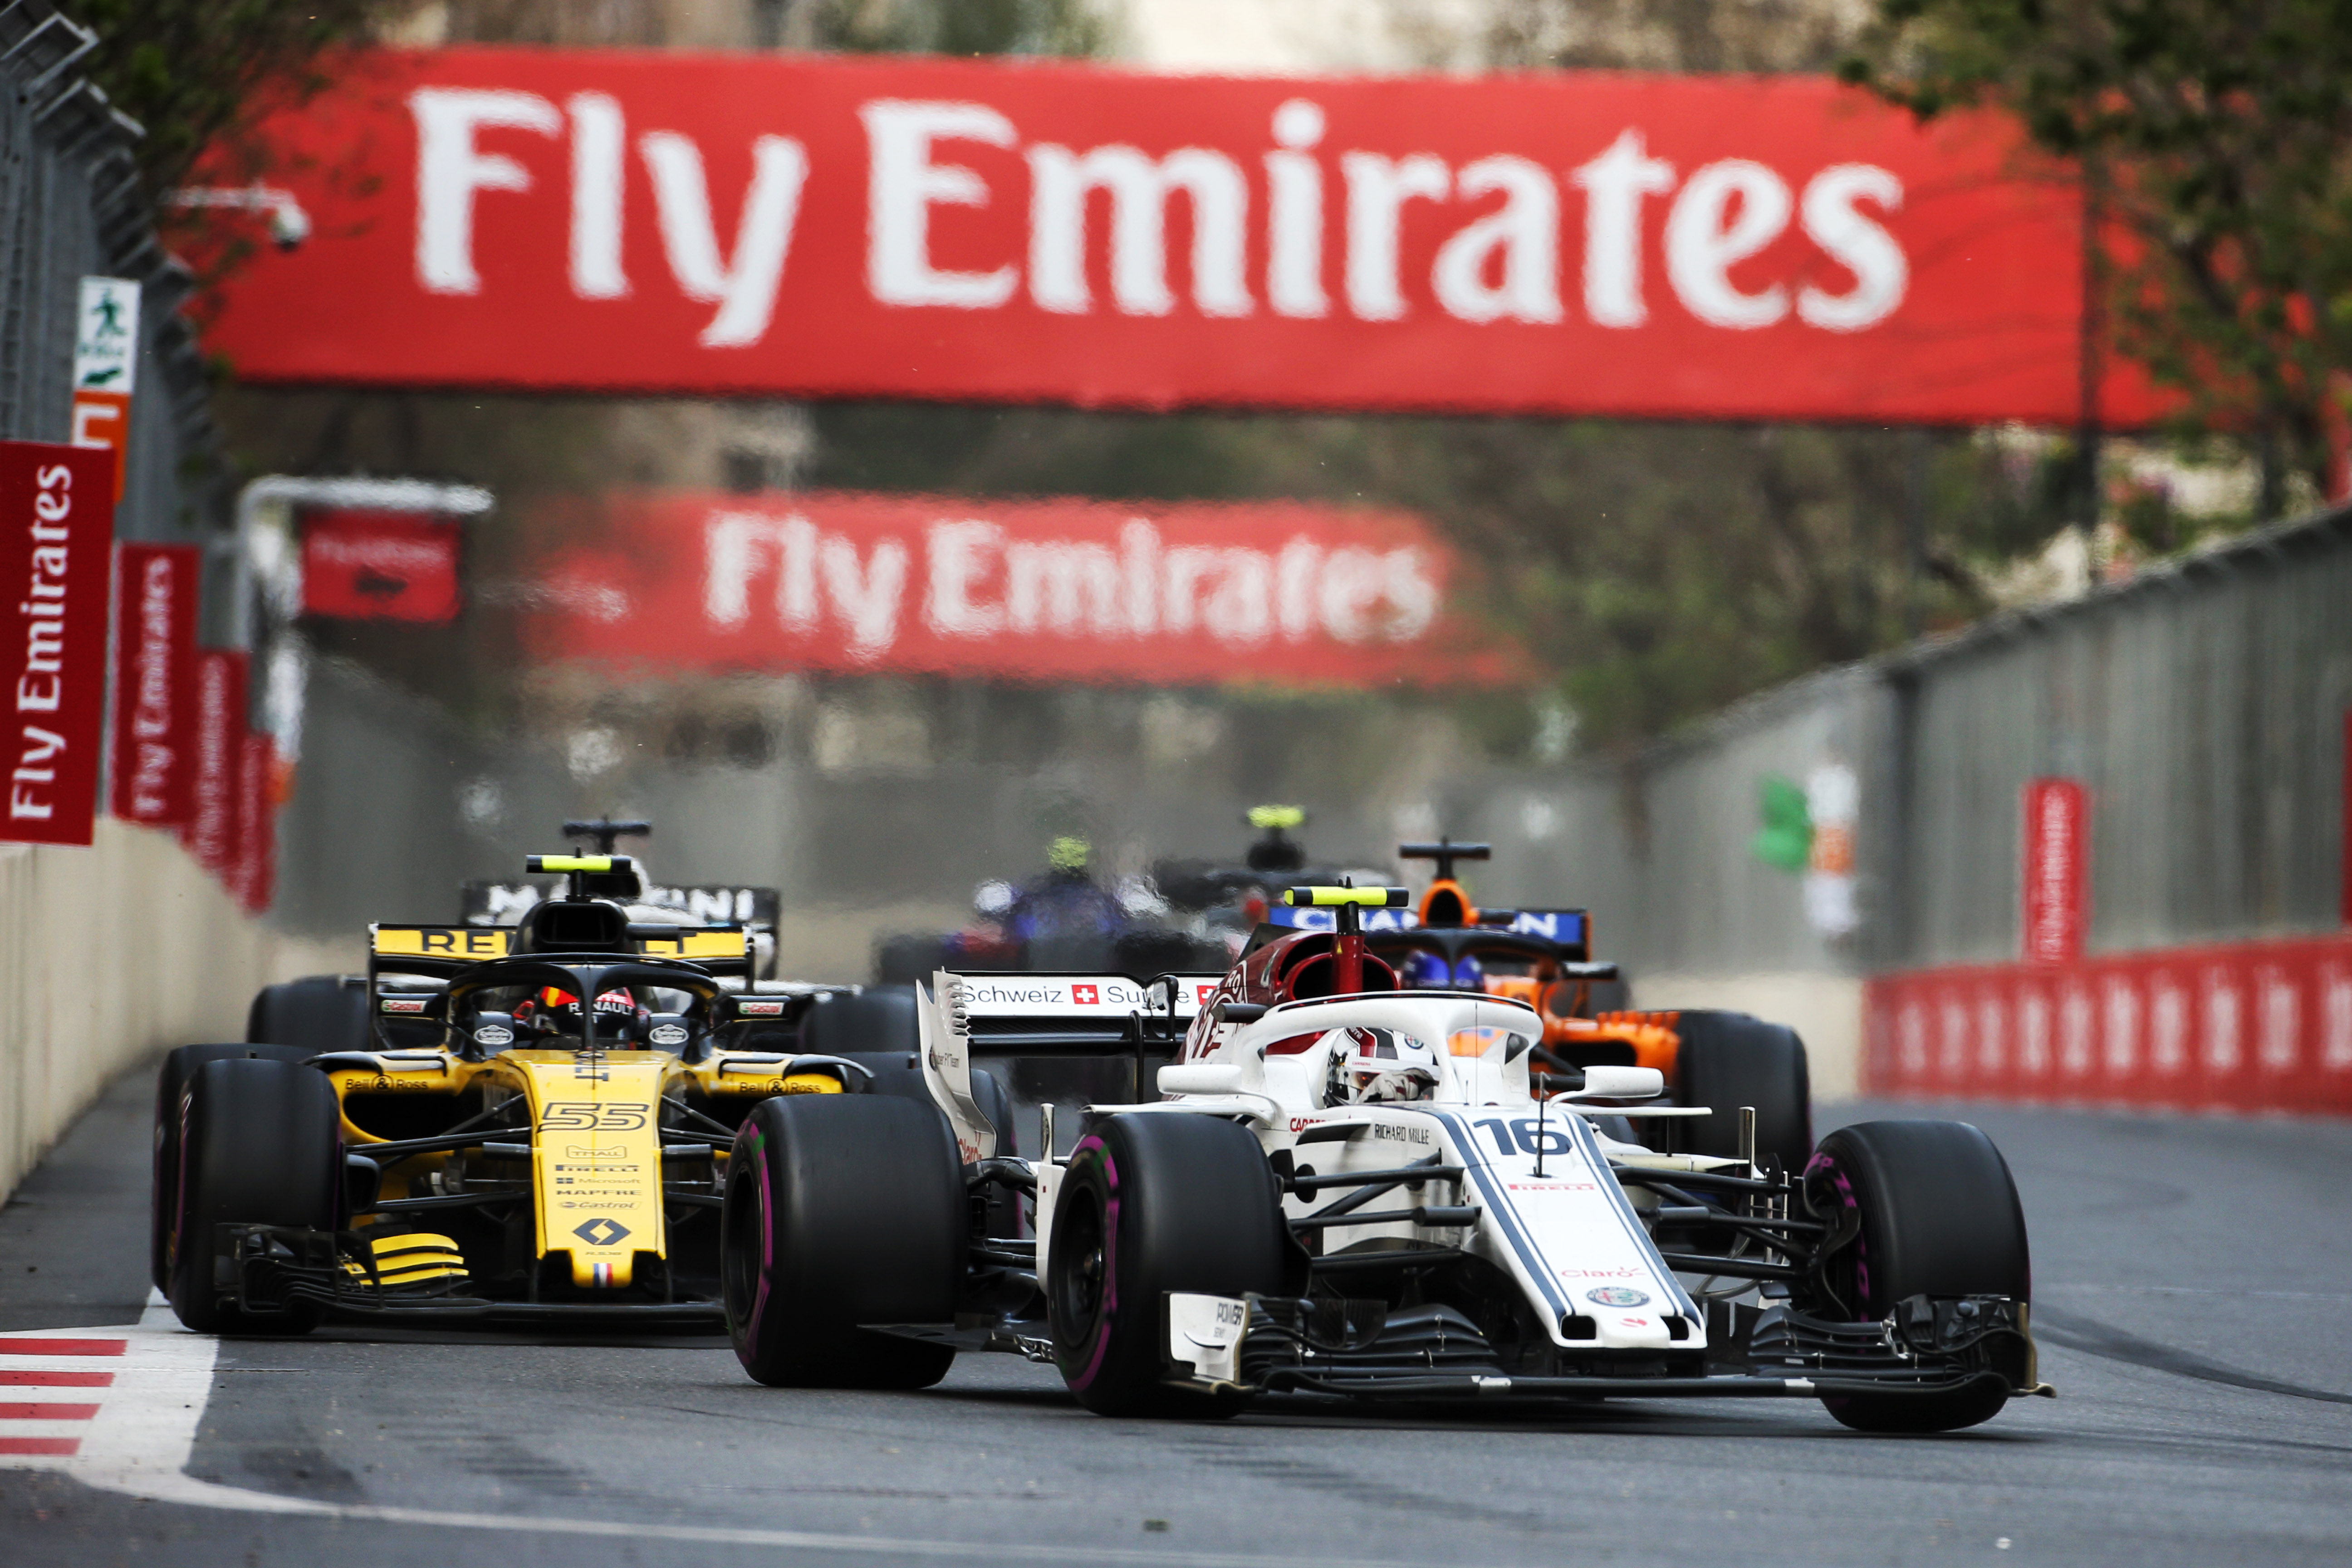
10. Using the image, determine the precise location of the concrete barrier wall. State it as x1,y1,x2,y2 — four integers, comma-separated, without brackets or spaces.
0,823,320,1205
1865,934,2352,1114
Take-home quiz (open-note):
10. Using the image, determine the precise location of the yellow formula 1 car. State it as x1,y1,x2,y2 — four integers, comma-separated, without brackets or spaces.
151,853,869,1333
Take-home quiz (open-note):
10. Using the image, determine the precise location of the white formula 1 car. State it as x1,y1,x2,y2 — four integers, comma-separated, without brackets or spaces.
718,887,2045,1432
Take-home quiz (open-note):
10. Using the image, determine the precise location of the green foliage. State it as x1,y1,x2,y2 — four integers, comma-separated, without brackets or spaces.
1844,0,2352,505
74,0,382,197
810,0,1103,56
1752,774,1814,872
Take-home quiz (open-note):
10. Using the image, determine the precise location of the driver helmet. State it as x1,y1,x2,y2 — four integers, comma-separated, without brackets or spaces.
1401,951,1485,990
516,985,648,1045
1323,1025,1443,1105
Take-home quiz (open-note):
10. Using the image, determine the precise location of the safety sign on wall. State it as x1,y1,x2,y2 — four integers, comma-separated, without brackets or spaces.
69,277,139,502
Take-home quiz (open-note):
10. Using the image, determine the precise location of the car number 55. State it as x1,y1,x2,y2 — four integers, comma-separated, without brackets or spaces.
539,1102,651,1132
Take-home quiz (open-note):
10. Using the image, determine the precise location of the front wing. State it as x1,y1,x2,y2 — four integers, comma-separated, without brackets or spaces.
214,1223,725,1326
1162,1289,2049,1404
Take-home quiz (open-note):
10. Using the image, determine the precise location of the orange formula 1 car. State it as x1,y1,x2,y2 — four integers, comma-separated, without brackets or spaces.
1369,838,1814,1177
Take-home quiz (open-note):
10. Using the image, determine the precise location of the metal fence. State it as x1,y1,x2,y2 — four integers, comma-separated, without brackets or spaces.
1482,506,2352,982
0,0,230,555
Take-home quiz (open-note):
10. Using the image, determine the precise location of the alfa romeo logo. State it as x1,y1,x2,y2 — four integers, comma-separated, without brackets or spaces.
573,1217,632,1248
1586,1286,1649,1308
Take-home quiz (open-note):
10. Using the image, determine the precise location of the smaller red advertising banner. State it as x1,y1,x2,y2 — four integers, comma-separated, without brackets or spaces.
2342,710,2352,927
69,390,131,500
527,491,1516,687
2023,777,2088,964
1865,934,2352,1117
233,730,276,913
2,442,117,847
108,543,200,827
302,510,462,622
183,649,247,877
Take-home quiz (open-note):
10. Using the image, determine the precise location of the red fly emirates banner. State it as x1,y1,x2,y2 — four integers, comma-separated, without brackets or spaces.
4,444,114,847
527,492,1514,686
200,48,2156,426
109,543,200,827
183,649,247,876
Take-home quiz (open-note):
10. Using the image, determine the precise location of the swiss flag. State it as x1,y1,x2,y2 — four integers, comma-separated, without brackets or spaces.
302,510,460,622
1071,984,1099,1005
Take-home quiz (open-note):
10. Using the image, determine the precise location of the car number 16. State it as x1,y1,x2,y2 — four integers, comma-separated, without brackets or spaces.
1474,1117,1574,1158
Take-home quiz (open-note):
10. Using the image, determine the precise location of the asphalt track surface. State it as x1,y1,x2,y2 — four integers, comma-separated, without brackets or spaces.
5,1066,2351,1568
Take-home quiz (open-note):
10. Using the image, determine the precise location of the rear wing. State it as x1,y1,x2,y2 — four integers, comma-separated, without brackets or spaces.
915,970,1222,1164
1268,903,1592,959
368,923,754,983
461,879,782,930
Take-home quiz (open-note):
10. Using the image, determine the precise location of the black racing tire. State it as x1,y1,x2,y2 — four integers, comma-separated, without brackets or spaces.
723,1094,965,1389
150,1044,314,1292
167,1057,342,1335
246,975,371,1054
872,936,951,987
1803,1120,2032,1434
797,986,920,1058
1047,1113,1289,1419
1671,1011,1812,1175
839,1051,1018,1154
840,1049,1023,1237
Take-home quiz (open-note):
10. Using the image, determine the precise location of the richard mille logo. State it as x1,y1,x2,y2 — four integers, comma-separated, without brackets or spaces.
573,1217,632,1248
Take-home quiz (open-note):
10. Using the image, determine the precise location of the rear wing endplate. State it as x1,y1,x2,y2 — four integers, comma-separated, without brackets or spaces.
915,970,1221,1165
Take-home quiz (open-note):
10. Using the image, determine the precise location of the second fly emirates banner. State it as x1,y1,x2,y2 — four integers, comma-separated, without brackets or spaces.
528,492,1516,685
202,49,2152,426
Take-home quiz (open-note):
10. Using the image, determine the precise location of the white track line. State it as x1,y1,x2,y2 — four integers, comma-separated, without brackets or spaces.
0,1293,1416,1568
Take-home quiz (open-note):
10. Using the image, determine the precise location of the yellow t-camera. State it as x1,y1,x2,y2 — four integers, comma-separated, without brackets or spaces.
1283,886,1410,908
526,854,630,874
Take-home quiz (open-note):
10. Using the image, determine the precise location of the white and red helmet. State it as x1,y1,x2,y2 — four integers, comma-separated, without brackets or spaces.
1323,1025,1443,1105
517,985,648,1044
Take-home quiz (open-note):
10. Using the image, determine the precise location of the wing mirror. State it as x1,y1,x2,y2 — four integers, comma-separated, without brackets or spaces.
1214,1001,1268,1027
1159,1063,1245,1096
1565,1065,1665,1101
467,1011,517,1055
